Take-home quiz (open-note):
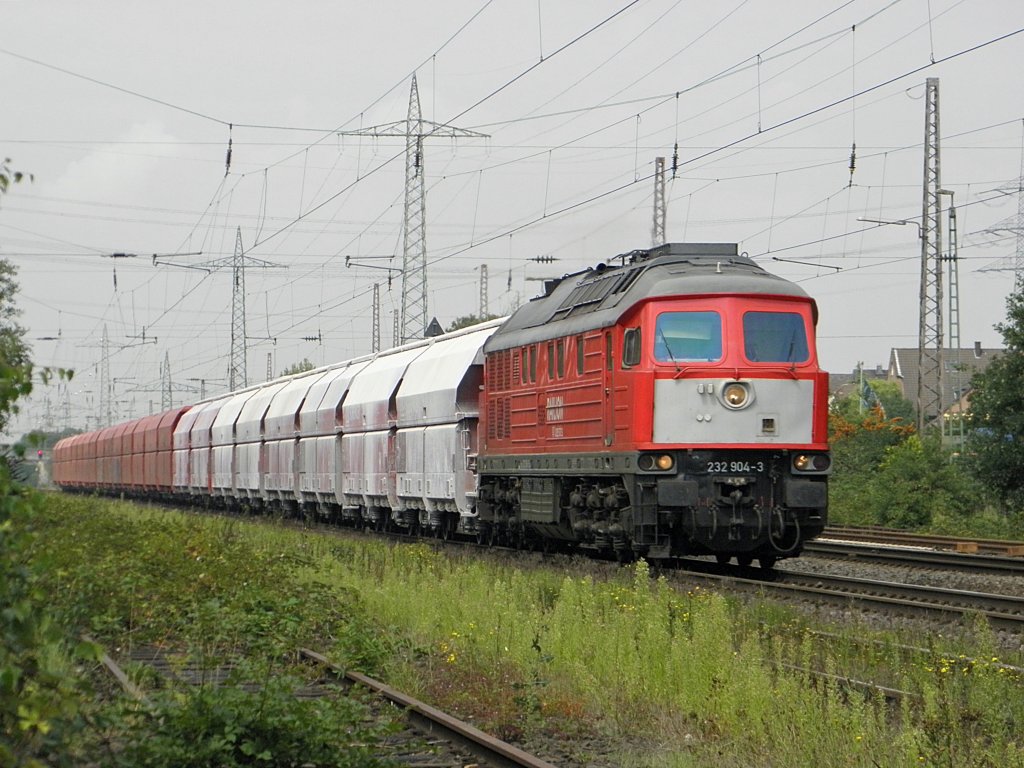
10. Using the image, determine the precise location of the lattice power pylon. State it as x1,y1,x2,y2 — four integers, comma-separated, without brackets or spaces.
917,77,944,433
479,264,489,317
1015,169,1024,292
100,324,112,428
155,227,282,392
652,156,667,246
161,351,173,410
402,74,429,343
977,162,1024,291
338,75,487,343
229,228,248,390
943,199,965,448
175,227,282,391
372,283,381,353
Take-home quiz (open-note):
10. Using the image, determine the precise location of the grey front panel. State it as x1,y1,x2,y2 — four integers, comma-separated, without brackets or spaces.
653,378,814,444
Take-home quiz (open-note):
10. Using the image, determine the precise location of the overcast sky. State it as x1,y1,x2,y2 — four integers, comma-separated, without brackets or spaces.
3,0,1024,436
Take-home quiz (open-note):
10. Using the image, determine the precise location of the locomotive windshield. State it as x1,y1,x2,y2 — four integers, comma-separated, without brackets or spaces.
743,311,809,363
653,311,722,362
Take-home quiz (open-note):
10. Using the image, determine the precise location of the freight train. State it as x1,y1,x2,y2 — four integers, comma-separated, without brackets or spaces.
53,242,830,568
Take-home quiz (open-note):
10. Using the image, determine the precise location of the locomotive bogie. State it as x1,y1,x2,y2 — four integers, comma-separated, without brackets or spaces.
477,446,827,560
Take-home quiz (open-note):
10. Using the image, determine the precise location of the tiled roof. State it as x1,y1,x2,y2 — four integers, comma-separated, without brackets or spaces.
887,346,1002,411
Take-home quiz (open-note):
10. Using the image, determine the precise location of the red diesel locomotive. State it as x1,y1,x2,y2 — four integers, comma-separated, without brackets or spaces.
476,242,830,567
53,242,829,568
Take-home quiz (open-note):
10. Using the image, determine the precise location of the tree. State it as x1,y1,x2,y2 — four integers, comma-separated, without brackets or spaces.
0,161,34,436
446,313,500,333
828,405,916,525
0,260,32,435
280,357,316,377
829,379,915,425
0,157,32,196
1,161,89,764
866,434,983,529
965,287,1024,510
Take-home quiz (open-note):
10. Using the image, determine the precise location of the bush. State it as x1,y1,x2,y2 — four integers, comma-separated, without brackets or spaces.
863,435,987,530
828,408,914,525
0,474,90,766
107,669,394,768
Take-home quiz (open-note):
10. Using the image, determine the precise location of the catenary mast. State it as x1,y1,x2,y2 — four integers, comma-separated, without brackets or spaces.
917,78,944,433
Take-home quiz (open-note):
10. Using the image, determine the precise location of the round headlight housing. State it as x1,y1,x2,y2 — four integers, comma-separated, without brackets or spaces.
721,382,750,409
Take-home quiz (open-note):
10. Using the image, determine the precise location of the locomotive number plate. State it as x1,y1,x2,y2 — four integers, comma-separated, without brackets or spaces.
706,460,765,474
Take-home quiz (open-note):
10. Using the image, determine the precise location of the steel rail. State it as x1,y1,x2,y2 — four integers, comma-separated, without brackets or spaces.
299,648,560,768
97,641,558,768
805,539,1024,574
823,526,1024,556
682,569,1024,632
779,571,1024,616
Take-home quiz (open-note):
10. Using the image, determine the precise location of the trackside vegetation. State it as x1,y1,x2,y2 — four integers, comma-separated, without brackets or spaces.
20,497,1024,767
828,284,1024,535
828,387,1021,537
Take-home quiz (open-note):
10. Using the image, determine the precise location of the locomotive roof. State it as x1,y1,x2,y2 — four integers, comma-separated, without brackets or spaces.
485,242,814,352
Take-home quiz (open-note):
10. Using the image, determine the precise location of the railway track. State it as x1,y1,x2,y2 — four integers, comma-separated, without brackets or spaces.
257,517,1024,635
97,642,559,768
804,539,1024,574
822,525,1024,557
675,566,1024,632
300,648,559,768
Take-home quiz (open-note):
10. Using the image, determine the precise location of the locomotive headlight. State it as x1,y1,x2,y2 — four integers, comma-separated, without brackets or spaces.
793,453,831,473
638,453,675,472
721,382,751,409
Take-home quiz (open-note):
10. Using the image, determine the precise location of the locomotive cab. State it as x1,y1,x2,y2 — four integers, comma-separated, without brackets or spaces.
622,291,830,566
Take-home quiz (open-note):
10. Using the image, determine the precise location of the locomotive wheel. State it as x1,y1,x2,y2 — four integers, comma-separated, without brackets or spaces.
715,554,731,565
758,555,777,570
736,554,754,567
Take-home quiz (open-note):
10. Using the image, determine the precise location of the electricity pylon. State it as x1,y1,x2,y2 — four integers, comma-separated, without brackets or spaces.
338,75,487,343
479,264,489,317
100,324,112,427
161,351,173,410
157,227,282,392
652,157,666,246
977,165,1024,291
917,78,944,433
372,283,381,353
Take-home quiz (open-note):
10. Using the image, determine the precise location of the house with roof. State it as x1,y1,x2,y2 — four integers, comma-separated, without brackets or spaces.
887,343,1002,429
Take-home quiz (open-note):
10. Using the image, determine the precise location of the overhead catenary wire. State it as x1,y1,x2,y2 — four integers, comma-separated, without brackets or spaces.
415,27,1024,275
11,4,1024,429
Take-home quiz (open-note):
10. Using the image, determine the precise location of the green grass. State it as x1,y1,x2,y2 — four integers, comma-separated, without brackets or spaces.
27,494,1024,767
